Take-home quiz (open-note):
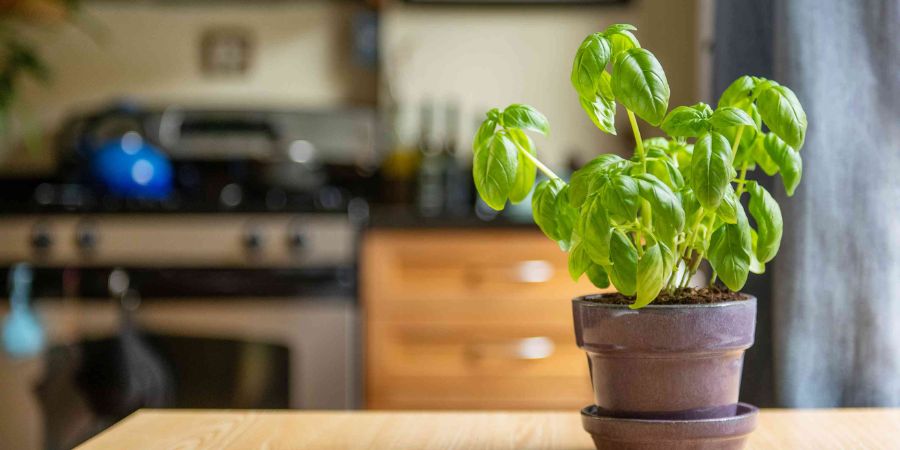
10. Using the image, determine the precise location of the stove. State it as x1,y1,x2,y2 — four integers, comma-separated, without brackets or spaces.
0,106,376,447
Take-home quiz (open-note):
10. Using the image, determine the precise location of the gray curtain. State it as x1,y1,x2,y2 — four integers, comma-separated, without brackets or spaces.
712,0,777,408
771,0,900,407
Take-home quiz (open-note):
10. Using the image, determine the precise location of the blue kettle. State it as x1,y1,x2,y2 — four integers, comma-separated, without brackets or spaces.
91,131,173,199
2,263,45,358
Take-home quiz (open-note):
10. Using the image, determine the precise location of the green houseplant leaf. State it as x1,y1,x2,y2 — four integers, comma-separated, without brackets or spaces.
709,106,756,130
606,29,640,59
756,84,807,150
571,33,611,100
473,112,498,153
578,195,613,265
661,103,712,137
602,174,641,223
746,181,783,263
568,232,592,281
708,207,752,291
501,104,550,136
586,264,611,288
633,241,665,309
532,179,578,250
608,230,638,296
568,153,627,207
635,173,684,244
718,76,757,109
580,94,616,135
473,131,518,210
611,48,670,126
507,129,537,203
690,132,735,209
763,133,803,196
716,184,739,224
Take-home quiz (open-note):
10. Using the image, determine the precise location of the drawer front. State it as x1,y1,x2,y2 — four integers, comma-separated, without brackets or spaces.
367,323,592,410
362,229,611,324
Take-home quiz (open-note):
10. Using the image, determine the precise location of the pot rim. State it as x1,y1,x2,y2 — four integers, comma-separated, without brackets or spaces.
573,293,756,309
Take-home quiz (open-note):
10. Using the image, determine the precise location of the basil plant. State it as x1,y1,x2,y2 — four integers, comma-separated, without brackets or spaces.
472,24,807,308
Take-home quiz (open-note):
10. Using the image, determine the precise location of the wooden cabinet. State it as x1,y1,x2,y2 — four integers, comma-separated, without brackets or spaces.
362,228,612,410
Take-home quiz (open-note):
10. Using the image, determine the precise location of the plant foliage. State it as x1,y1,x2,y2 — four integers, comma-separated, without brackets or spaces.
471,24,807,308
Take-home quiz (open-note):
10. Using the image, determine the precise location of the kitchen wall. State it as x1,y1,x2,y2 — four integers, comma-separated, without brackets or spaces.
7,1,373,175
380,0,703,169
9,0,703,175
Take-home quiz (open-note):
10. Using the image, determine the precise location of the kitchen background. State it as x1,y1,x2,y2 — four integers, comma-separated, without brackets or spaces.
1,0,898,449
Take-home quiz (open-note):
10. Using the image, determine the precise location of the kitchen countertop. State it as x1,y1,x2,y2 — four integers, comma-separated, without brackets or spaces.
76,409,900,449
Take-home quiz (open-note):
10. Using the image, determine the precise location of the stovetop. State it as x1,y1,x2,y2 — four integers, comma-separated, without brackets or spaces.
0,178,356,215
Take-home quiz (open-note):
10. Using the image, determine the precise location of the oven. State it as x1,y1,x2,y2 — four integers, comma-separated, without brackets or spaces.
0,213,360,448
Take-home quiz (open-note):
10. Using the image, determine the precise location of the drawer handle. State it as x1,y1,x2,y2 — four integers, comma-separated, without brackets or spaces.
466,337,555,361
513,260,554,283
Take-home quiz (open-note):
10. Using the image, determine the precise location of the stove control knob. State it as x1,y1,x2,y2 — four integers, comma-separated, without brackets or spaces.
243,228,264,251
287,230,306,251
30,224,54,251
76,223,98,250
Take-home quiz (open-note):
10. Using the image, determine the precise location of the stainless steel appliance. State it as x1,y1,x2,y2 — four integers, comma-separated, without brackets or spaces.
0,106,372,447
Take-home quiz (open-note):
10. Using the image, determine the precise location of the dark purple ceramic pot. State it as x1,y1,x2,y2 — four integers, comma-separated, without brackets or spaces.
572,295,756,420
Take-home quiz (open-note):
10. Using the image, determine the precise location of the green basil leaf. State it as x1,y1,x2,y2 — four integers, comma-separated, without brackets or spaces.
568,232,591,281
608,229,637,296
611,48,670,126
708,206,752,291
763,133,803,196
606,30,640,60
579,94,616,135
709,106,756,130
757,84,807,150
604,23,637,34
679,188,702,229
571,33,611,100
717,184,739,224
690,132,735,209
647,156,684,190
602,174,640,223
750,133,778,175
632,241,665,309
597,70,614,101
749,229,765,274
586,264,611,289
661,103,712,137
578,195,613,265
473,131,517,210
501,104,550,136
643,137,670,153
473,116,497,154
746,181,783,263
532,179,578,249
635,173,685,244
507,129,536,203
671,141,693,178
568,154,627,207
717,76,757,109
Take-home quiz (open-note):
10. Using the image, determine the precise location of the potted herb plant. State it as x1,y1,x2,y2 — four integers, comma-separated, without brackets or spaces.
472,24,806,449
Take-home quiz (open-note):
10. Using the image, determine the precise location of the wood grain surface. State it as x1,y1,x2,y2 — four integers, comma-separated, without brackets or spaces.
76,409,900,450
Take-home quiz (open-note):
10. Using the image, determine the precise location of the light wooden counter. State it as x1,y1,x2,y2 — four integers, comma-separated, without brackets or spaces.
76,409,900,450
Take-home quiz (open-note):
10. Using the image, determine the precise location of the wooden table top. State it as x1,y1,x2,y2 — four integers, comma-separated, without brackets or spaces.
76,409,900,450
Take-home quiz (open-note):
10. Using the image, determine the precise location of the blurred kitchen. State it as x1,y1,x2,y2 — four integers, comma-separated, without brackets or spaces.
1,0,897,449
0,0,723,446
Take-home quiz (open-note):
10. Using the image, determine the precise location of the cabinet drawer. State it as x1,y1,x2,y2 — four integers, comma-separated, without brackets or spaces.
367,322,592,409
362,229,610,324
